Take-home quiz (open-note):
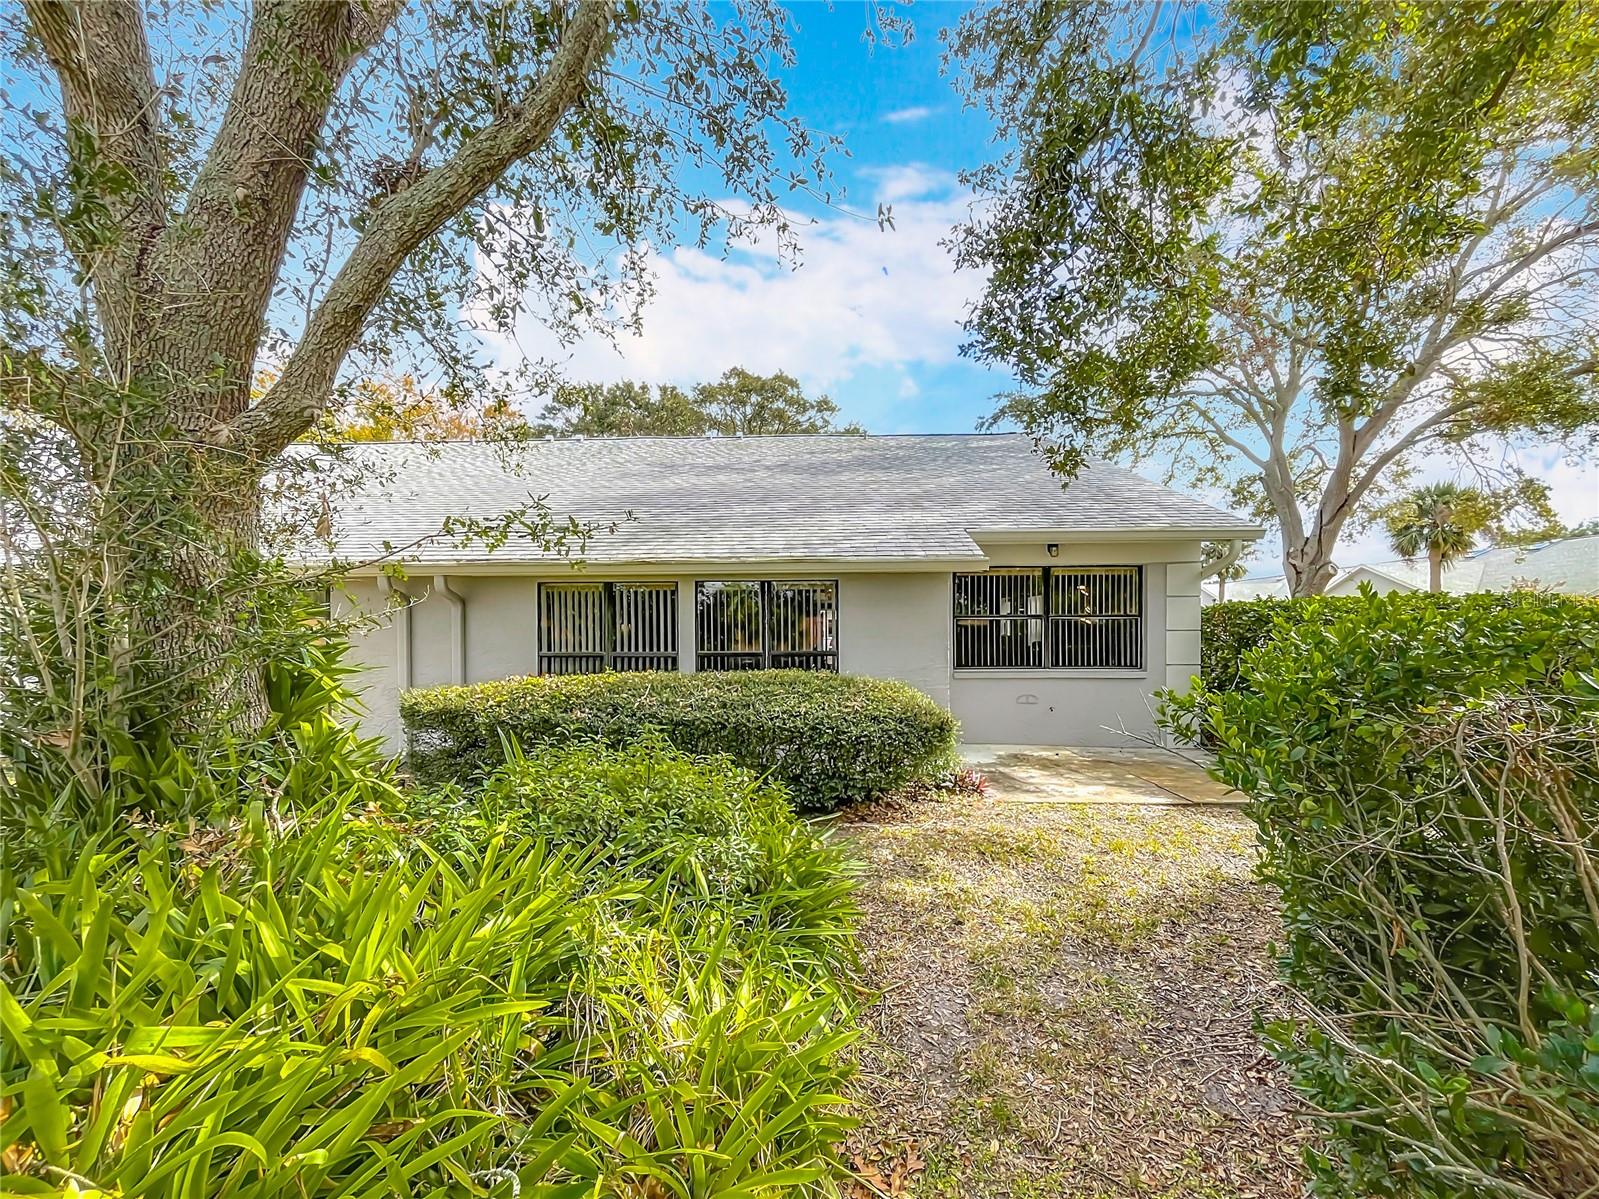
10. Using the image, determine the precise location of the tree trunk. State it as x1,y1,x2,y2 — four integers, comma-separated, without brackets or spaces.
1284,536,1340,597
1429,545,1443,593
23,0,617,741
97,434,272,736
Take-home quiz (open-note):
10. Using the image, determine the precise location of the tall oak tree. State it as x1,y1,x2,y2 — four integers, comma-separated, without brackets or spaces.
2,0,836,728
950,0,1599,594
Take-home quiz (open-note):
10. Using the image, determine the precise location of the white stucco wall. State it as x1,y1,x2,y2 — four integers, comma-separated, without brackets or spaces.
945,539,1203,746
837,572,951,708
1324,567,1413,596
336,539,1206,752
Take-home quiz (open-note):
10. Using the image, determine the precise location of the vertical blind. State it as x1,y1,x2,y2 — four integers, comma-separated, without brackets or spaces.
539,582,678,674
954,566,1143,670
696,580,838,671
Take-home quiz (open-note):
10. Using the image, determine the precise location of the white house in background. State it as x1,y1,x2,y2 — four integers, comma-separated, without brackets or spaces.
1200,534,1599,603
320,433,1261,749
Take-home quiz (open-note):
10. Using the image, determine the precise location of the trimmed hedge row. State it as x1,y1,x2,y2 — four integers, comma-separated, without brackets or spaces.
1166,592,1599,1198
401,669,959,810
1200,592,1552,692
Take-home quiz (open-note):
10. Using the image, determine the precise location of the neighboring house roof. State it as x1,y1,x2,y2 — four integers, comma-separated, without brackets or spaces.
1327,563,1420,593
316,433,1261,568
1468,535,1599,594
1204,534,1599,599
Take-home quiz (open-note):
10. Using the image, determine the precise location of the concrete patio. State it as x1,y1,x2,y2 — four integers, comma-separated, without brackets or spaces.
961,744,1244,806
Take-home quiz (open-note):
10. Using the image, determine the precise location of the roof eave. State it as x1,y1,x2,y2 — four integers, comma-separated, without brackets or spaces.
968,525,1264,543
318,552,990,577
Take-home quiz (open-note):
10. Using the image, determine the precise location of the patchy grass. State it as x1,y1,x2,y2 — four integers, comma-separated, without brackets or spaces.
840,798,1306,1198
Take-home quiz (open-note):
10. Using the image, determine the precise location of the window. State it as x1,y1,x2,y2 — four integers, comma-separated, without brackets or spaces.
695,580,838,671
539,582,678,674
954,566,1143,670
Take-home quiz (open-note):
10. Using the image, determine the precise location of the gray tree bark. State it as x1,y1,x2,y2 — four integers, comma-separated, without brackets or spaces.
25,0,617,726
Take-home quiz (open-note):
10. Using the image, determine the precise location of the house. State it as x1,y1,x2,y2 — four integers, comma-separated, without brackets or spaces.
1201,534,1599,603
322,433,1262,748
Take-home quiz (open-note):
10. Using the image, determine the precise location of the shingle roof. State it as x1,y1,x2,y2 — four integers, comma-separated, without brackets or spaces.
1468,535,1599,594
317,433,1261,566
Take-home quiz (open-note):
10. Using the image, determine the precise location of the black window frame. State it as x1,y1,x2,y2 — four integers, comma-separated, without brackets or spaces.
538,581,679,675
953,565,1145,671
694,579,840,672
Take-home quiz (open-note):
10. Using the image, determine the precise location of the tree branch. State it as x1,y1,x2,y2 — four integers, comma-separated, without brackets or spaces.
24,0,166,371
150,0,405,412
229,0,617,460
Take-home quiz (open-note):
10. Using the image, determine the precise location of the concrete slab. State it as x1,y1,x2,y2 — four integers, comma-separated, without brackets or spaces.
960,744,1244,806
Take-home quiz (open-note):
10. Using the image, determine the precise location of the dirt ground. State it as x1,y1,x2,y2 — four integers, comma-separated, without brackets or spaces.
837,795,1307,1199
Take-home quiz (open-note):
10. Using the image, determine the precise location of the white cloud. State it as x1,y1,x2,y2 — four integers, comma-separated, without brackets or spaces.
882,105,935,125
475,167,982,407
1331,440,1599,567
860,162,957,205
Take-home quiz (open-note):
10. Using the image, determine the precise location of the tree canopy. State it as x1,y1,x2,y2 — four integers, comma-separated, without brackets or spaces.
317,368,864,440
530,368,865,437
0,0,843,744
949,0,1599,594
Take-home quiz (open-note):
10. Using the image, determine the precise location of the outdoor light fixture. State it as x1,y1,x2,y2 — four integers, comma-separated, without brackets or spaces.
1047,543,1060,557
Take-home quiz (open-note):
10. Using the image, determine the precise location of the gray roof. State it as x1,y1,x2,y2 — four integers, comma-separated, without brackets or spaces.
318,433,1260,567
1465,535,1599,594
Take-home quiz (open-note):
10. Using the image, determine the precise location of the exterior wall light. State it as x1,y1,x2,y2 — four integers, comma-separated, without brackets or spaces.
1047,543,1060,557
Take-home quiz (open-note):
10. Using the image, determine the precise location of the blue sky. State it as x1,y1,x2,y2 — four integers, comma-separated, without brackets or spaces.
485,2,1018,434
480,2,1596,569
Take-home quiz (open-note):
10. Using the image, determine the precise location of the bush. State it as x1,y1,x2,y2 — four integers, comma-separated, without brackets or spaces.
4,794,861,1197
2,633,398,872
1199,592,1543,693
402,669,959,810
4,637,863,1197
1164,592,1599,1199
407,736,840,896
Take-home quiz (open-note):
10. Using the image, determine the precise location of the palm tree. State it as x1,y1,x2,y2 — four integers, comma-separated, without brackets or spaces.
1384,482,1485,593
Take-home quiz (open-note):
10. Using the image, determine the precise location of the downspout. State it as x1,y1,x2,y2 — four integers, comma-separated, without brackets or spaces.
377,575,411,691
433,574,467,685
1203,538,1247,599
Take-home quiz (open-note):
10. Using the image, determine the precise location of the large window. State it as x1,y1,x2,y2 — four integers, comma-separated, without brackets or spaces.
539,582,678,674
695,580,838,671
954,566,1143,670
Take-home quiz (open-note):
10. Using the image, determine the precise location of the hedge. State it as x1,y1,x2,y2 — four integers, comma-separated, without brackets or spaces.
1165,592,1599,1198
1200,592,1546,692
401,669,959,810
408,735,802,895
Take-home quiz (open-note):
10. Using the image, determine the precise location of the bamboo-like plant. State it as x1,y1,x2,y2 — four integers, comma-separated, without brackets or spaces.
2,782,859,1197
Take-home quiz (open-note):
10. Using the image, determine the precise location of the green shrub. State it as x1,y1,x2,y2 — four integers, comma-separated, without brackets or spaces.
2,628,394,864
424,737,790,892
4,634,863,1197
1198,592,1543,693
3,794,861,1196
402,669,959,810
1164,592,1599,1199
407,736,851,900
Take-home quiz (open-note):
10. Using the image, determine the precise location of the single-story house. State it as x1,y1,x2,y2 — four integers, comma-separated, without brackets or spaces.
1201,533,1599,603
321,433,1261,748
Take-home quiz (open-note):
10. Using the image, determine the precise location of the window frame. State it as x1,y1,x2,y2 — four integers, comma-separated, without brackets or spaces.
952,565,1145,672
537,580,680,675
694,578,841,673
